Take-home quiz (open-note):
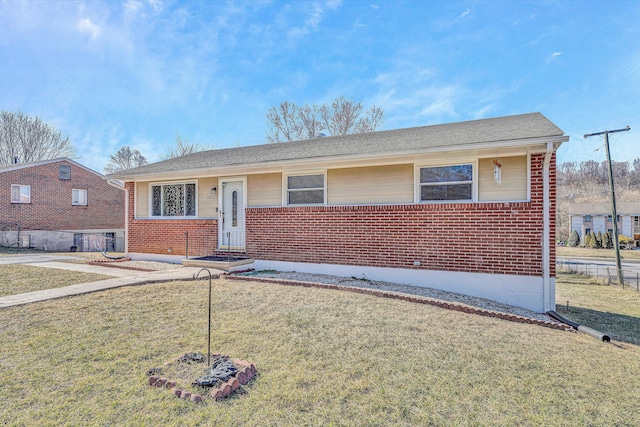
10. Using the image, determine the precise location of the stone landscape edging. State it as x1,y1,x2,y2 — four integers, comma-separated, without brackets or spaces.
148,355,257,403
87,260,155,272
225,274,573,332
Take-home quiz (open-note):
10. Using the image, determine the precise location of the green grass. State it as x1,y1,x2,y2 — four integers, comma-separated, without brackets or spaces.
557,246,640,259
0,264,113,297
1,278,639,426
556,270,640,345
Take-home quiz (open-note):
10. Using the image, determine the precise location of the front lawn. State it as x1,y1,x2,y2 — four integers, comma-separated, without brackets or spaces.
556,270,640,345
1,277,638,426
0,264,113,297
557,246,640,259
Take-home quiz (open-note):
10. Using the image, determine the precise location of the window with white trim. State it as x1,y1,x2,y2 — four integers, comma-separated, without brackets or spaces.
72,189,88,206
151,182,196,217
11,185,31,203
286,174,325,205
419,164,473,202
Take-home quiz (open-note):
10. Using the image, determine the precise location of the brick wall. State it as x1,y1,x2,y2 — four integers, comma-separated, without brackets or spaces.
125,152,556,277
125,182,216,256
1,160,124,230
245,153,555,277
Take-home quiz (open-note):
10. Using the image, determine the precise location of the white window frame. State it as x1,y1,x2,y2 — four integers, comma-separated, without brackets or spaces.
414,162,476,203
283,171,327,206
72,189,88,206
149,180,198,218
11,184,31,203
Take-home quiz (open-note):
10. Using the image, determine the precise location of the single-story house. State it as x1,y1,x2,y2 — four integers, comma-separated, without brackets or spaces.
1,158,125,251
569,202,640,244
107,112,568,313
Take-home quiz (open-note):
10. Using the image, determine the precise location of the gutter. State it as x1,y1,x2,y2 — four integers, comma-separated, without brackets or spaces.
542,141,554,312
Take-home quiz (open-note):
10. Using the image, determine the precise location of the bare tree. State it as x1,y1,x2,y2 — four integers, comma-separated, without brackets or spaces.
160,134,215,160
266,97,384,143
0,110,75,165
104,146,147,174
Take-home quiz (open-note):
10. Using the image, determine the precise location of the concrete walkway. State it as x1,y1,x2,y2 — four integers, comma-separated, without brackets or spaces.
0,258,222,309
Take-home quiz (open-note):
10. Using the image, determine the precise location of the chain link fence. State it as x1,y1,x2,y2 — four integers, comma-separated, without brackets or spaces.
0,224,124,253
557,258,640,291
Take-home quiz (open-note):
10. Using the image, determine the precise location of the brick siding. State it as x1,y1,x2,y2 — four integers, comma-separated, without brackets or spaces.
126,152,556,277
1,160,124,230
125,182,216,256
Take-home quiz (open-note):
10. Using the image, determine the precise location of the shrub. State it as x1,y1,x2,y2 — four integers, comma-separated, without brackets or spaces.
619,235,634,249
567,230,580,247
602,232,612,249
595,231,603,249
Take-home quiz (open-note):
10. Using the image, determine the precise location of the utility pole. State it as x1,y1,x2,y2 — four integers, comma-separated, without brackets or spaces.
584,126,630,286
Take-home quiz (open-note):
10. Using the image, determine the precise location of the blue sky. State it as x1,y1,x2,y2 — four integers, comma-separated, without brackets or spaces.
1,0,638,173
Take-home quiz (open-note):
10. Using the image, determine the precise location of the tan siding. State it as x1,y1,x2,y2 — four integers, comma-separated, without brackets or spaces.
136,183,149,218
328,164,413,205
248,173,282,207
478,155,528,201
198,177,218,218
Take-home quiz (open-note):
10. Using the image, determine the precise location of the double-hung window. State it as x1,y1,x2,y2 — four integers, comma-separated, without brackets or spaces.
151,182,196,217
11,185,31,203
286,173,325,205
419,164,473,202
72,189,88,206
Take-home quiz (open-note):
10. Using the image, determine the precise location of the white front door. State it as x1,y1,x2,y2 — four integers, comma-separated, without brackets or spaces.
219,180,245,249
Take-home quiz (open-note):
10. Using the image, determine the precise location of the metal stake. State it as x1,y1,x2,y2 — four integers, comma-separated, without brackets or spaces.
194,268,213,367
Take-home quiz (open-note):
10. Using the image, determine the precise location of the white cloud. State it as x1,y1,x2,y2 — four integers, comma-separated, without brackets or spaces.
287,0,342,40
77,18,101,39
546,51,562,64
460,8,470,18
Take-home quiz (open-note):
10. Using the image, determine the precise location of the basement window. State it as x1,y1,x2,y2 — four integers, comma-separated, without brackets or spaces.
286,173,325,205
11,184,31,203
151,182,197,217
419,164,473,202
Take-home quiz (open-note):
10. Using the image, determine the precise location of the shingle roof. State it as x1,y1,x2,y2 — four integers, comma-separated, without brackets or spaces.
107,112,566,179
0,157,103,177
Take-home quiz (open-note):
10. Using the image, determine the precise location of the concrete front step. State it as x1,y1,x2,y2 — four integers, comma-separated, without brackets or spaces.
182,257,254,272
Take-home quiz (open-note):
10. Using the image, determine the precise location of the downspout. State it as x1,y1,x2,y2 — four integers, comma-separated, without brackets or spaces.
542,142,554,312
107,179,128,256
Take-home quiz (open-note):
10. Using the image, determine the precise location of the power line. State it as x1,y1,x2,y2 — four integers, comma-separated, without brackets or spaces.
584,126,630,286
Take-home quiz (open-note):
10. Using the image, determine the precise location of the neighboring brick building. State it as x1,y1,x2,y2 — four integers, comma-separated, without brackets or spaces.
1,158,125,251
109,113,568,312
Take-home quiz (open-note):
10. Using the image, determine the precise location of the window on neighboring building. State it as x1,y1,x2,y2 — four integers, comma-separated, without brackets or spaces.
286,174,325,205
607,215,612,222
151,182,196,217
72,189,88,205
584,215,592,222
59,165,71,180
11,184,31,203
419,164,473,202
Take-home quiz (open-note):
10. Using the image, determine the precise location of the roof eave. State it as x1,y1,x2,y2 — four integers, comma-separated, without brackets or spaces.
109,135,568,182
